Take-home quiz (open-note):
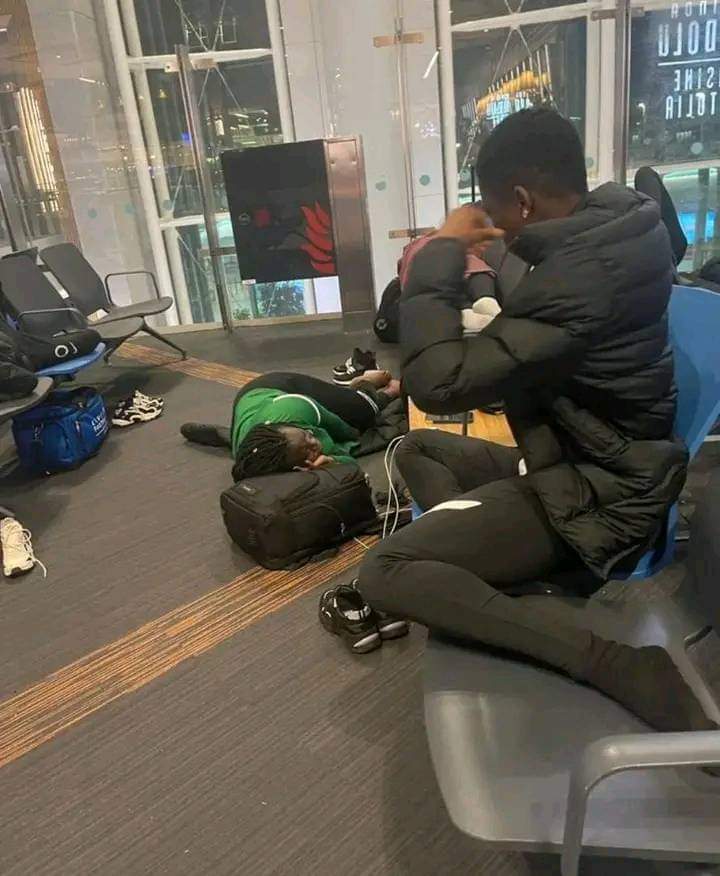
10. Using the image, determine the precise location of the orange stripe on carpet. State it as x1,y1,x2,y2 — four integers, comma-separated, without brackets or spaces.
115,343,259,389
0,539,374,770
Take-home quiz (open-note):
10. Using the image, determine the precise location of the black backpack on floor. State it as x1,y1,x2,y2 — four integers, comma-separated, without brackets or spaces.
373,277,401,344
220,463,377,570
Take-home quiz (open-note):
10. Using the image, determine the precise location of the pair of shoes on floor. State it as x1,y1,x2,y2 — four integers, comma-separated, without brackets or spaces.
332,348,378,385
0,517,46,578
319,580,409,654
113,390,164,427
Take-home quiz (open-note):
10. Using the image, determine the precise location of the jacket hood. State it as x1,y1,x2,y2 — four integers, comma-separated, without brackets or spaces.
510,182,660,265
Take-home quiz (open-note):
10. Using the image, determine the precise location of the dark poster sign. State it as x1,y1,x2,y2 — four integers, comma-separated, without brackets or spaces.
221,140,337,283
630,0,720,164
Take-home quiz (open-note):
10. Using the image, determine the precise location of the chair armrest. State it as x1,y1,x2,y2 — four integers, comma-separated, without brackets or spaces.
561,730,720,876
104,270,161,306
17,306,87,333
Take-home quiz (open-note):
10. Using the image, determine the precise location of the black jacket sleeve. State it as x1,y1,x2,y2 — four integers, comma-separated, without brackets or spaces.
400,238,593,415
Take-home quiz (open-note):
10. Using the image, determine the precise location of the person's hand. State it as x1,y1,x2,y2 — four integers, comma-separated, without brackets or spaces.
436,205,505,252
308,454,335,468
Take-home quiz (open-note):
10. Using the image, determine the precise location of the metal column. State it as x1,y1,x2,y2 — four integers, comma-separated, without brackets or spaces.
175,45,234,332
102,0,177,308
119,0,192,326
395,16,419,237
435,0,459,210
612,0,632,184
264,0,296,142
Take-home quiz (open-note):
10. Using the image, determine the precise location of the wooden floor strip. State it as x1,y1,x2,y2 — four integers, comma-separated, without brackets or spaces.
115,343,259,389
0,540,374,771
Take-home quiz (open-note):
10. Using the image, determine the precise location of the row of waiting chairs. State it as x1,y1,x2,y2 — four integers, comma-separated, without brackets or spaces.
0,244,185,380
419,285,720,874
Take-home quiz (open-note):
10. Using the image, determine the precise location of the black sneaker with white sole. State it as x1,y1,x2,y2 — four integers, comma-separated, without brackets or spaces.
347,579,409,640
318,584,382,654
332,348,378,385
375,611,410,640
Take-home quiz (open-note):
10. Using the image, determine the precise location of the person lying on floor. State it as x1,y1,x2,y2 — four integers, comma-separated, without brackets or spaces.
320,107,718,737
181,370,402,480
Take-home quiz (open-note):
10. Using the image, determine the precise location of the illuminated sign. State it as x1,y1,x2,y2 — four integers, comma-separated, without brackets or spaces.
657,1,720,120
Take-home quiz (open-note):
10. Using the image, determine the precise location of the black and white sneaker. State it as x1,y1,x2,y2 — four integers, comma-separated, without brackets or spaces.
332,348,378,385
112,391,164,427
348,579,409,640
318,584,381,654
375,612,410,640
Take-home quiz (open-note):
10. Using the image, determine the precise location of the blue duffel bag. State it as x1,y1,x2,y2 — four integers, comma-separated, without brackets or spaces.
12,386,109,474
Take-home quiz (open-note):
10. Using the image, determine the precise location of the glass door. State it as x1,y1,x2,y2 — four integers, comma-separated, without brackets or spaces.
115,0,341,328
0,15,72,256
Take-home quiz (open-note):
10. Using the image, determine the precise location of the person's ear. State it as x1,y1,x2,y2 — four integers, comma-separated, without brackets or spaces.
513,185,533,221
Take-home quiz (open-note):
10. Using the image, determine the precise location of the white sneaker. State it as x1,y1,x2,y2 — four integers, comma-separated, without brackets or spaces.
0,518,46,578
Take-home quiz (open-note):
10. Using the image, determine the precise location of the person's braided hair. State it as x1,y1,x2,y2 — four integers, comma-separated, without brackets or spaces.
232,424,292,480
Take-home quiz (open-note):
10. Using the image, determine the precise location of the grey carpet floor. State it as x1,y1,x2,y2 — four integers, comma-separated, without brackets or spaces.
0,326,716,876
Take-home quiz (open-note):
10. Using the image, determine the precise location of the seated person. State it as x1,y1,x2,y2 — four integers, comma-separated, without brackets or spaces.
399,225,502,337
323,107,717,735
182,370,401,480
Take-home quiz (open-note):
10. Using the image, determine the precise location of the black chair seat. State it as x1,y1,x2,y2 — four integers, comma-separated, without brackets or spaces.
92,297,174,323
0,377,53,424
91,317,144,341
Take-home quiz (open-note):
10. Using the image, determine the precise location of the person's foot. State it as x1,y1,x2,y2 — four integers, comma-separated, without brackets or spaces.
0,518,44,578
379,378,402,400
318,584,382,654
349,370,392,390
332,348,378,384
180,422,231,448
583,640,718,733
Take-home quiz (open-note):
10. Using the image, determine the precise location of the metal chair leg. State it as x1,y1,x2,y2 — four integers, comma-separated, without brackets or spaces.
142,322,187,359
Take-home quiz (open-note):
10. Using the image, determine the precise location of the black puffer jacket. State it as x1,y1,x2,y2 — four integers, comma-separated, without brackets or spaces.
401,183,688,580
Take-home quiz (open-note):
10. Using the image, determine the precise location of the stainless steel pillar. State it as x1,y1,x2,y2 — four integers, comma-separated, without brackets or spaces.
175,44,234,332
613,0,632,184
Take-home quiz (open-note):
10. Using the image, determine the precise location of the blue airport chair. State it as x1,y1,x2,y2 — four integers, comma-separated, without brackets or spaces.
419,285,720,876
610,284,720,581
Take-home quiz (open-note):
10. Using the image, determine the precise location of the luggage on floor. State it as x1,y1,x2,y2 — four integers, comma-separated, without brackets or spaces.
373,277,401,344
12,386,109,474
220,463,377,570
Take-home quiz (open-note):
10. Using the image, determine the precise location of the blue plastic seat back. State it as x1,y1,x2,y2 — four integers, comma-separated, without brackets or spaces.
668,284,720,457
35,343,106,378
612,284,720,580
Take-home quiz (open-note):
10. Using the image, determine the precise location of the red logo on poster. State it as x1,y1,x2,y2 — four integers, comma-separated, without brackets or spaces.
253,207,272,228
300,202,335,275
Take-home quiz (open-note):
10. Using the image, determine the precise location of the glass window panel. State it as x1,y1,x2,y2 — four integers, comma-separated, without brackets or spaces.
0,189,12,255
194,58,283,212
663,166,720,272
132,0,271,55
0,92,64,242
175,221,317,323
140,58,281,219
629,3,720,167
143,70,203,218
452,0,586,25
453,20,587,200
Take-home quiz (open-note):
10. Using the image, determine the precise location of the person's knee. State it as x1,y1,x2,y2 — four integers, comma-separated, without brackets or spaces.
394,430,430,477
